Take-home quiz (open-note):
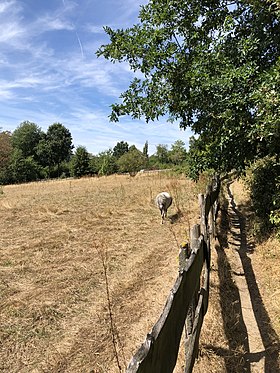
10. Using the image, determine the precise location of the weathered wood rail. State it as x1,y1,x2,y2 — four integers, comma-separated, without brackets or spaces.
126,176,220,373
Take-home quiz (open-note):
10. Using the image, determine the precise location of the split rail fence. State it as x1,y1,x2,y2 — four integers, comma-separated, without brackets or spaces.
126,175,221,373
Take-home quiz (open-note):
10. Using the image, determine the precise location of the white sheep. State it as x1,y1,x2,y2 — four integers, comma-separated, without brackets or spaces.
155,192,173,224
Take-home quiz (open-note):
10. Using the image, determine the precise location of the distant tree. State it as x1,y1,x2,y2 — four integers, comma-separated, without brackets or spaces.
169,140,187,165
155,144,169,164
128,144,138,152
117,148,146,175
10,149,41,183
113,141,129,159
35,136,52,168
45,123,74,175
89,155,100,175
98,149,118,176
0,131,13,184
71,146,90,177
0,131,12,170
143,140,149,158
12,121,43,158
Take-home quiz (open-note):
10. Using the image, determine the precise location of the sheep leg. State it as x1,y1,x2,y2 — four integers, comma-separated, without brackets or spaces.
161,209,164,224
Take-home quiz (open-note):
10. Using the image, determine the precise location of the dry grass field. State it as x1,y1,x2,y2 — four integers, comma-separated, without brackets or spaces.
1,174,279,373
0,173,203,373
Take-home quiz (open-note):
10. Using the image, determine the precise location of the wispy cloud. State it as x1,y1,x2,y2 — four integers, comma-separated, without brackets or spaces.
0,0,192,155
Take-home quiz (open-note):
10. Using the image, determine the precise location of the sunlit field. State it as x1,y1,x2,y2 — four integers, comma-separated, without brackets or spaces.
2,174,278,372
0,173,205,372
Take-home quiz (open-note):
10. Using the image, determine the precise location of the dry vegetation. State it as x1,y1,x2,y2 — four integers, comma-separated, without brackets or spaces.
1,174,279,373
0,173,201,373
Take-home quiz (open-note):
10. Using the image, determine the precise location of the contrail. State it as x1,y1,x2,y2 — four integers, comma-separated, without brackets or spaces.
76,32,84,58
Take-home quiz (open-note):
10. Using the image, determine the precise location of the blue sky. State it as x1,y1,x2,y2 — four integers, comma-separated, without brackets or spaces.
0,0,192,155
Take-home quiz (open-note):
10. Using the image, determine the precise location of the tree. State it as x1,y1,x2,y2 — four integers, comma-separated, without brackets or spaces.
97,149,118,176
12,121,43,158
143,140,149,158
10,149,41,183
113,141,129,159
35,136,52,168
89,155,100,175
169,140,187,165
0,131,12,170
155,144,169,164
97,0,280,174
117,148,147,175
0,131,13,184
251,60,280,161
45,123,74,174
71,146,90,177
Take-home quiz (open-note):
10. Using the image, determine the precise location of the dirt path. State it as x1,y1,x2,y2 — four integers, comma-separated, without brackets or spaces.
224,181,279,373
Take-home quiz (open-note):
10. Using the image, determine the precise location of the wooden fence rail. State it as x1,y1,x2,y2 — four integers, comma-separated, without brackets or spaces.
126,176,220,373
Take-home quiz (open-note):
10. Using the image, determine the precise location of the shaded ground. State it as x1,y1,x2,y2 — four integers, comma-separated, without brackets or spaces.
191,180,280,373
226,182,280,372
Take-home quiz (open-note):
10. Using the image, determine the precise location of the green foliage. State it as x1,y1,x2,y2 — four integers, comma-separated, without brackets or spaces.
113,141,129,159
117,147,147,175
98,150,118,176
35,137,52,169
0,131,12,171
97,0,280,173
169,140,187,165
0,122,75,184
143,141,149,157
70,146,90,177
89,156,100,175
251,59,280,159
245,156,280,239
46,123,74,169
12,121,43,158
269,175,280,239
154,144,169,164
10,150,42,183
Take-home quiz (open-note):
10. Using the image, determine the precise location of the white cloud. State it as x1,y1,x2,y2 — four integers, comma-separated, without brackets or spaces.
0,0,193,156
0,0,21,14
0,22,25,43
86,25,106,34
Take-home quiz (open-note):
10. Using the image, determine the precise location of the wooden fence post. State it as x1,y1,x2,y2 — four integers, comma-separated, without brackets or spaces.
179,242,190,273
185,225,200,353
198,194,207,237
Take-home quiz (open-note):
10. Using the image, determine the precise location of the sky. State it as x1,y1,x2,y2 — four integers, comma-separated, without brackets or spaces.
0,0,192,155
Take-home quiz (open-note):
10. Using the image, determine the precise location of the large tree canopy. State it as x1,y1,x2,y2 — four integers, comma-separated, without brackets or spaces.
97,0,280,173
12,121,43,158
45,123,74,167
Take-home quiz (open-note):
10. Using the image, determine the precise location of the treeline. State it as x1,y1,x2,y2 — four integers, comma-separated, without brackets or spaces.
0,121,191,184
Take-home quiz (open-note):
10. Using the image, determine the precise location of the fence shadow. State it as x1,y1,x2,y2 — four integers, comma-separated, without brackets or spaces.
227,185,280,373
215,236,251,372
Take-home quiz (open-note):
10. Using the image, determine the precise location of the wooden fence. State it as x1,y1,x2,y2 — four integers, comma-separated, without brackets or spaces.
126,176,220,373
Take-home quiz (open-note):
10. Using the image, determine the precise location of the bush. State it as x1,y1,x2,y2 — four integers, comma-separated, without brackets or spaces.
245,156,280,239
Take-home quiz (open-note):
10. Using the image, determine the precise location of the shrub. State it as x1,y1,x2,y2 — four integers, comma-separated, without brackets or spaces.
245,156,280,239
